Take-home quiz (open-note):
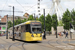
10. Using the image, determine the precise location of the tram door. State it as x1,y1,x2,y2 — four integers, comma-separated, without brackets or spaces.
21,25,25,40
25,24,31,41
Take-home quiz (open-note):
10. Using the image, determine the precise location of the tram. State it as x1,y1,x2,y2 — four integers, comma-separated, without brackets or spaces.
9,21,42,41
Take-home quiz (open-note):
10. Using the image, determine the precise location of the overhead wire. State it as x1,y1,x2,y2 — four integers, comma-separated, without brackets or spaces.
15,0,37,12
0,0,8,16
15,0,52,12
15,0,25,11
1,0,8,10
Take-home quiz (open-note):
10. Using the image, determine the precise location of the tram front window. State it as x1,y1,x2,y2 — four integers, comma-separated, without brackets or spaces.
32,26,41,33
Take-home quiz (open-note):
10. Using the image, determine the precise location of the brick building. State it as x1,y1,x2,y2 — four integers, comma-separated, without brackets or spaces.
1,15,7,22
0,15,26,35
1,15,26,22
0,16,6,36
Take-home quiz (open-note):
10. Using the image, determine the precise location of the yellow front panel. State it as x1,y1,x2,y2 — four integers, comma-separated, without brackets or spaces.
25,32,32,41
31,34,42,41
22,32,42,41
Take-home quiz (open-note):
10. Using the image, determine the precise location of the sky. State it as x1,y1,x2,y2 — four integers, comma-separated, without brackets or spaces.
0,0,75,17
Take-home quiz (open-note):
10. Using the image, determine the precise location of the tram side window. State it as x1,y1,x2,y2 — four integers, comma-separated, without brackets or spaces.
25,25,30,32
21,25,25,32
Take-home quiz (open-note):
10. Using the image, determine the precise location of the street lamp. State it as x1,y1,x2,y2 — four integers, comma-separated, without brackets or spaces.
9,6,15,41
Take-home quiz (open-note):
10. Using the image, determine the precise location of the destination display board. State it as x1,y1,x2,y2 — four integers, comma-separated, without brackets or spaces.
31,22,41,26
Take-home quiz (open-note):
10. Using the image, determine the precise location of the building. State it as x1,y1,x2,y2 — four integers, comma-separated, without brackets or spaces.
1,15,26,22
0,15,6,35
1,15,7,22
0,15,26,35
0,16,1,22
0,22,6,35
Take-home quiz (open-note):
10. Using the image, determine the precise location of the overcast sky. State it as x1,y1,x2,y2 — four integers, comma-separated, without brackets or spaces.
0,0,75,17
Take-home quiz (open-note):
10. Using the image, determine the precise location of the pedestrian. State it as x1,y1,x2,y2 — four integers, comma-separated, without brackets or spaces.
42,32,44,38
59,32,61,38
63,31,66,34
65,31,68,38
61,31,64,36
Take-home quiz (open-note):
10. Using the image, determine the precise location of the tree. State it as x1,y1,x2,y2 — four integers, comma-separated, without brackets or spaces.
14,17,22,25
62,9,71,30
46,14,52,31
22,18,27,23
58,20,63,26
71,9,75,30
8,21,13,29
39,15,44,31
28,15,34,20
52,14,58,31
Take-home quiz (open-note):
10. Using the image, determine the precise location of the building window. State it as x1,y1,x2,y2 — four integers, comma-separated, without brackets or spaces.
38,7,40,9
2,27,6,30
0,31,1,34
38,3,40,5
0,19,1,22
0,27,1,30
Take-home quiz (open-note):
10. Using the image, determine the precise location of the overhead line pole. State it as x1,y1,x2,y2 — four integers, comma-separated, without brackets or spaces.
43,9,46,39
6,14,8,39
12,6,15,41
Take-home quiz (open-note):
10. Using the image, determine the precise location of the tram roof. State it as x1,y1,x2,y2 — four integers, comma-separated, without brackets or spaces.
14,20,40,27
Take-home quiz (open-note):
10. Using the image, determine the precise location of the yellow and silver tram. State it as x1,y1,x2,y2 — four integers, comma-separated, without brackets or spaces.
9,21,42,41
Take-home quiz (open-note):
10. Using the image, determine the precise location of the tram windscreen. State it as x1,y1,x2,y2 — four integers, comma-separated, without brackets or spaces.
31,26,41,33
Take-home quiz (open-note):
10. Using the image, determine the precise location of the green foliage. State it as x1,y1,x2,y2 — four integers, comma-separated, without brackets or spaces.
22,18,27,23
71,9,75,30
62,9,72,30
52,14,58,30
36,18,39,21
8,21,13,29
46,14,52,31
39,15,44,30
14,17,22,25
58,20,63,26
28,15,34,20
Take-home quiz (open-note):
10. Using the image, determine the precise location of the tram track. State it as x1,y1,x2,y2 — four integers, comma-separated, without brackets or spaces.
35,38,74,50
33,39,63,50
8,42,26,50
0,44,6,50
0,36,75,50
22,42,25,50
0,38,26,50
0,38,11,50
62,39,75,50
47,39,63,50
55,39,75,50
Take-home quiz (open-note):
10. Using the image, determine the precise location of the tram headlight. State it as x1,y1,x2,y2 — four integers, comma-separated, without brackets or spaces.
31,34,34,37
